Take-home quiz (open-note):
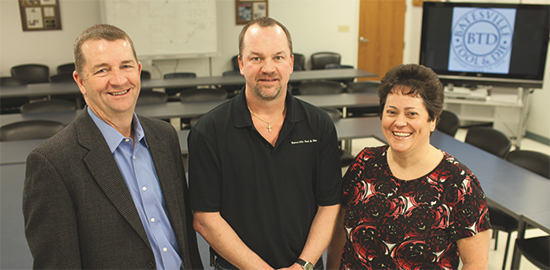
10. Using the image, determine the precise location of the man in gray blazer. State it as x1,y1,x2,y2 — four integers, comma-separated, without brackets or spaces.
23,24,203,269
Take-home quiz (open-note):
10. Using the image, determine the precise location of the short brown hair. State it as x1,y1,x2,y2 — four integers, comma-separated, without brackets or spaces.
378,64,444,124
238,17,293,57
73,24,138,75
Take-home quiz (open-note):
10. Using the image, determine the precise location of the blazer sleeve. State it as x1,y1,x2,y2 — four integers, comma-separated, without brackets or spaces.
23,150,82,269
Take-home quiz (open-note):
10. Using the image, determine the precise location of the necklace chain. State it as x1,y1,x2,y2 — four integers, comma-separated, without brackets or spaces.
247,105,285,133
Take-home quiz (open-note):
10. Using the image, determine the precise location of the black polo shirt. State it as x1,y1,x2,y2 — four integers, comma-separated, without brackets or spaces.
188,89,342,269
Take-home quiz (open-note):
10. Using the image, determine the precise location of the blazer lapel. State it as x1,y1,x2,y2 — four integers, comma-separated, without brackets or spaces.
75,111,151,248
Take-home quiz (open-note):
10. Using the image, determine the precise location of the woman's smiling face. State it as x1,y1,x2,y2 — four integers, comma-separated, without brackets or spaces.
381,86,436,155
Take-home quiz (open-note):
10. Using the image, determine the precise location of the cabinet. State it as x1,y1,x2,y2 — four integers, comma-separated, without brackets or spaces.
443,86,531,147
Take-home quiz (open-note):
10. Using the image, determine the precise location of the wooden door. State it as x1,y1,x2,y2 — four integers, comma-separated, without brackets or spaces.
357,0,406,81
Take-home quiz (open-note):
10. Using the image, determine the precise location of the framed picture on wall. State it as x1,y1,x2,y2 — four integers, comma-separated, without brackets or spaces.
19,0,62,31
236,0,268,25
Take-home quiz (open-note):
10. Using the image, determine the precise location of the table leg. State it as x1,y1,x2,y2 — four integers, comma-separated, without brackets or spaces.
510,217,526,269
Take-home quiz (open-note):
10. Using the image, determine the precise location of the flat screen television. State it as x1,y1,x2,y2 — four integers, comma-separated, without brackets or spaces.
419,2,550,89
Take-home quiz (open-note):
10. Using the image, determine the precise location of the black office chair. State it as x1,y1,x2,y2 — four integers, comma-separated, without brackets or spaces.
56,63,75,75
50,73,75,83
20,99,77,114
222,70,242,77
0,77,29,114
515,236,549,270
0,120,65,141
345,81,380,117
141,70,151,80
293,53,306,71
164,72,196,79
298,81,344,95
464,127,511,158
310,52,341,70
506,150,550,178
232,55,240,71
0,76,26,86
137,91,168,105
507,150,549,269
436,110,460,137
464,126,513,268
325,63,354,69
180,87,228,102
324,63,355,85
10,64,50,84
163,72,197,98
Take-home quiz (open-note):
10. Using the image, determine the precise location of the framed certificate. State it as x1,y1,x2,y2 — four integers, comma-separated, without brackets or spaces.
19,0,62,31
236,0,268,25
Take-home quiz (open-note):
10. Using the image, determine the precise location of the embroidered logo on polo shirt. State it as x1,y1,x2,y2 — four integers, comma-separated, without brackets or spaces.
291,139,318,145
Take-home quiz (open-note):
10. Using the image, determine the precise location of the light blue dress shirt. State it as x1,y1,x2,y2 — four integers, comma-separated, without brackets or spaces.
88,107,183,270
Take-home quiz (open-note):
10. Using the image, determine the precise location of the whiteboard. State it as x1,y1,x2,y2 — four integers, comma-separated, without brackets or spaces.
101,0,219,59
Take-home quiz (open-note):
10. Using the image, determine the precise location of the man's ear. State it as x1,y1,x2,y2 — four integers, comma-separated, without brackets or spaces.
73,71,87,97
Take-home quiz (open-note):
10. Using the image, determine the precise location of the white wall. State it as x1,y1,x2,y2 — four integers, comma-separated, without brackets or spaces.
1,0,548,141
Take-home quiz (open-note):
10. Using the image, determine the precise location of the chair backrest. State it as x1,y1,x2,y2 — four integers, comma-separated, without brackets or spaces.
293,53,306,71
232,55,240,71
180,88,228,102
57,63,75,75
20,99,77,114
465,127,512,158
506,150,550,179
0,120,65,141
325,64,354,69
0,76,26,86
137,91,168,105
346,81,380,93
298,81,344,95
310,52,341,70
436,110,460,137
163,72,197,79
50,73,75,83
10,64,50,84
141,70,151,80
322,107,342,120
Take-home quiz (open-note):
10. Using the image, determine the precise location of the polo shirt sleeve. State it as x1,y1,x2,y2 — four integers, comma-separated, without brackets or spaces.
315,116,343,206
187,128,222,212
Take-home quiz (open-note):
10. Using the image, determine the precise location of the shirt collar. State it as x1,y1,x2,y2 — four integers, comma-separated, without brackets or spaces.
87,107,148,153
232,88,304,129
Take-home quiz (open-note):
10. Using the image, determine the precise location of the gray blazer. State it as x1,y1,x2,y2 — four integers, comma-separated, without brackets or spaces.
23,110,203,269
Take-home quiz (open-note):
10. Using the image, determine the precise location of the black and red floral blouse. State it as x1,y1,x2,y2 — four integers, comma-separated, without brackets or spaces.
340,146,491,270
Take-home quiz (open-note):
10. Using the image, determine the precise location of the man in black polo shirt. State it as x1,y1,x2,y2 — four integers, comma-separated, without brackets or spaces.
188,17,342,270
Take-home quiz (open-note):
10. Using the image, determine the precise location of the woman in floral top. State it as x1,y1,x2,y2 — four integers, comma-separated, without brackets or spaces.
327,64,491,270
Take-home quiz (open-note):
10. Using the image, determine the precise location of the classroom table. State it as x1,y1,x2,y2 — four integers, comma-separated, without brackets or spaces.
0,69,376,98
431,132,550,220
0,92,379,127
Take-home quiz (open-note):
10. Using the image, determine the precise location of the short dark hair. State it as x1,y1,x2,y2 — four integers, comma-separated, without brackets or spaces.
73,24,138,75
238,17,293,57
378,64,444,124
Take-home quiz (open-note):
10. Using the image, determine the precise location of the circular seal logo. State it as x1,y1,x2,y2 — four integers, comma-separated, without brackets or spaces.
451,8,514,69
